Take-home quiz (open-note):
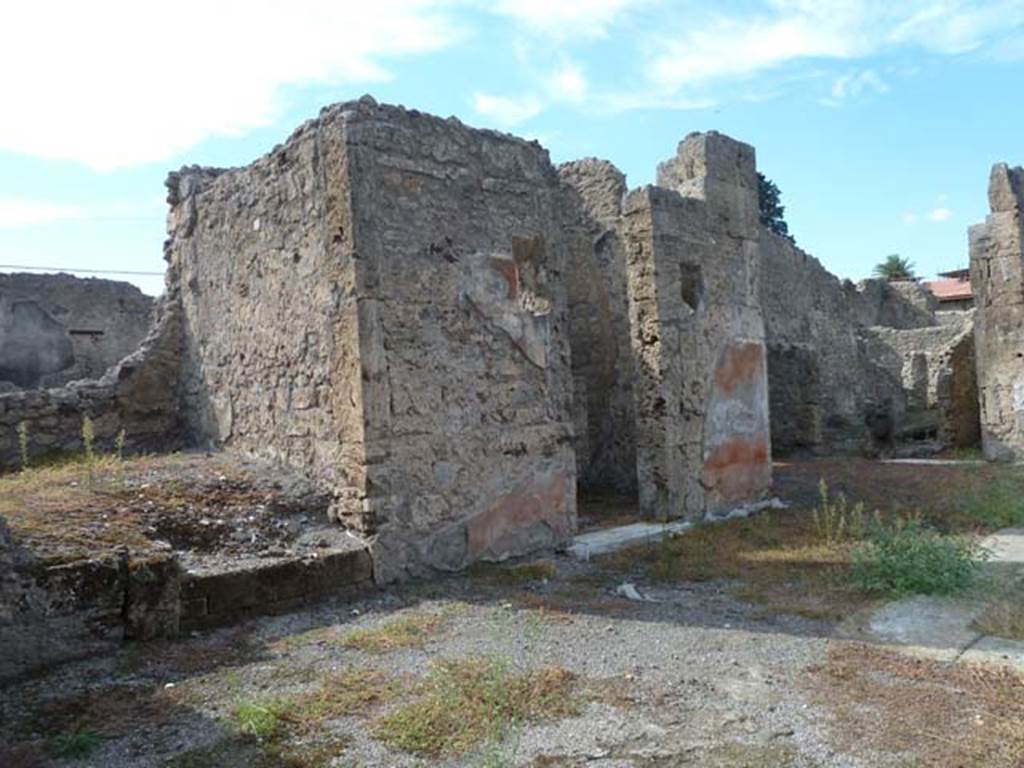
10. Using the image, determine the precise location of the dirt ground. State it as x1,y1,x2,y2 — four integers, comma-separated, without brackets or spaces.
2,459,1023,768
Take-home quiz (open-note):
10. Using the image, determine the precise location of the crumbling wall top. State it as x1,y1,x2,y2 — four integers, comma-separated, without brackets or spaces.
989,163,1024,214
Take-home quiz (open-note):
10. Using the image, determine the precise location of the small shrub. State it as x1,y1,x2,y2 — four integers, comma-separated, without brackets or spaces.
851,517,985,596
812,480,868,546
16,420,30,472
47,727,104,759
958,478,1024,531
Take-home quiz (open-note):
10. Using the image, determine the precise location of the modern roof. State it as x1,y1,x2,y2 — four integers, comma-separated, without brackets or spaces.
925,276,973,302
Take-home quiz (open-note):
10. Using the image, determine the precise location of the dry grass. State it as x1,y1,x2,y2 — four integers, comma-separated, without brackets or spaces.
290,667,402,724
340,611,447,653
605,509,873,621
467,559,558,584
974,594,1024,641
374,656,580,757
809,643,1024,767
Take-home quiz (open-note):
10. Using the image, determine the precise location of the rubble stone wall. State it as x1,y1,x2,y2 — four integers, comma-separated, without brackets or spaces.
845,278,938,329
759,233,868,453
0,273,154,391
168,99,578,581
621,132,771,519
970,163,1024,460
346,102,577,580
167,116,365,506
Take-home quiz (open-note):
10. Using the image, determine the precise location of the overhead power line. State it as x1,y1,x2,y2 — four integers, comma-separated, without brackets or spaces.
0,264,164,277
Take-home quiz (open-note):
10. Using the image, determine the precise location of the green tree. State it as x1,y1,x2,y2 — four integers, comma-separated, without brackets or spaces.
757,172,793,242
873,254,916,281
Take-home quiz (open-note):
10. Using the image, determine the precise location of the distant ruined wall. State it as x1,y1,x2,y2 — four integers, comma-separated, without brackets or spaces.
845,278,938,330
0,290,184,470
0,273,154,391
858,313,978,447
559,159,637,495
970,162,1024,460
168,98,577,581
759,233,869,453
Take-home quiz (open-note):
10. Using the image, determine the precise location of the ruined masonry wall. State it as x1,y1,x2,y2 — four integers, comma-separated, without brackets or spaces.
344,103,576,580
621,132,771,519
970,163,1024,460
168,115,366,508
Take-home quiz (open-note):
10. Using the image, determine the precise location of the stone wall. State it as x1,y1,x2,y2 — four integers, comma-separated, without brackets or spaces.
620,133,771,519
0,273,154,390
970,163,1024,460
858,312,978,448
845,278,938,329
759,233,870,453
168,98,578,582
0,290,184,470
559,159,637,495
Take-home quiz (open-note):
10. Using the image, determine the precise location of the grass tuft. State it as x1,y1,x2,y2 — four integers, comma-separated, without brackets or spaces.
957,477,1024,531
233,699,293,741
47,727,105,760
468,560,558,584
375,656,578,757
340,612,446,653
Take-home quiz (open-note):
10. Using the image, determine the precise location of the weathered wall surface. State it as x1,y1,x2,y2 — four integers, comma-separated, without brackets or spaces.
0,273,154,391
859,312,978,447
621,132,770,519
169,99,578,581
971,163,1024,460
344,102,577,581
559,159,637,495
759,233,870,453
167,117,364,506
0,292,184,470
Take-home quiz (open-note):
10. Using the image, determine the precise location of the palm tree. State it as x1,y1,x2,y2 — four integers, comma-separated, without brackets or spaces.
873,254,916,281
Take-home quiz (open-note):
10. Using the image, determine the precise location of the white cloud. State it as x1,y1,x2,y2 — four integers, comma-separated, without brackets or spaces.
0,1,462,170
824,68,889,105
0,199,85,229
488,0,640,36
472,93,544,126
646,1,1024,92
928,207,953,221
902,212,919,225
547,62,588,103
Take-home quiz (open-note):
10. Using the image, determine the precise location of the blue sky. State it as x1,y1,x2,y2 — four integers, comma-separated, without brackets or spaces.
1,0,1022,296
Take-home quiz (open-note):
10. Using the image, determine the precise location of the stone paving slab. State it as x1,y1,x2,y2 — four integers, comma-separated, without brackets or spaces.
865,595,985,662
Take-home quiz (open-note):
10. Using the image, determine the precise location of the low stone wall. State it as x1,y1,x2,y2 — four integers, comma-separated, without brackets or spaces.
0,532,180,681
0,290,183,471
180,548,372,632
0,516,372,681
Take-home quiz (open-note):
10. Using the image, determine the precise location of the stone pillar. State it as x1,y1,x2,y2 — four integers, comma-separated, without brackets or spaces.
970,163,1024,460
622,133,771,520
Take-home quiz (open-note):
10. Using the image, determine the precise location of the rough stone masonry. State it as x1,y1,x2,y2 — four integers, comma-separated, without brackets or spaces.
165,98,772,579
971,162,1024,460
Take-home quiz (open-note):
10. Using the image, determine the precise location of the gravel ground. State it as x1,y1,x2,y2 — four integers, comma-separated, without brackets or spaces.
2,553,918,768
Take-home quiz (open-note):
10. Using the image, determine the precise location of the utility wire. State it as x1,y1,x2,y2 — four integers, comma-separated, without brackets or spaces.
0,264,163,276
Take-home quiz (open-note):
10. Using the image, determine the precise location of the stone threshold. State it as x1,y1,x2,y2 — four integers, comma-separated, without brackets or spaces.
567,498,786,560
